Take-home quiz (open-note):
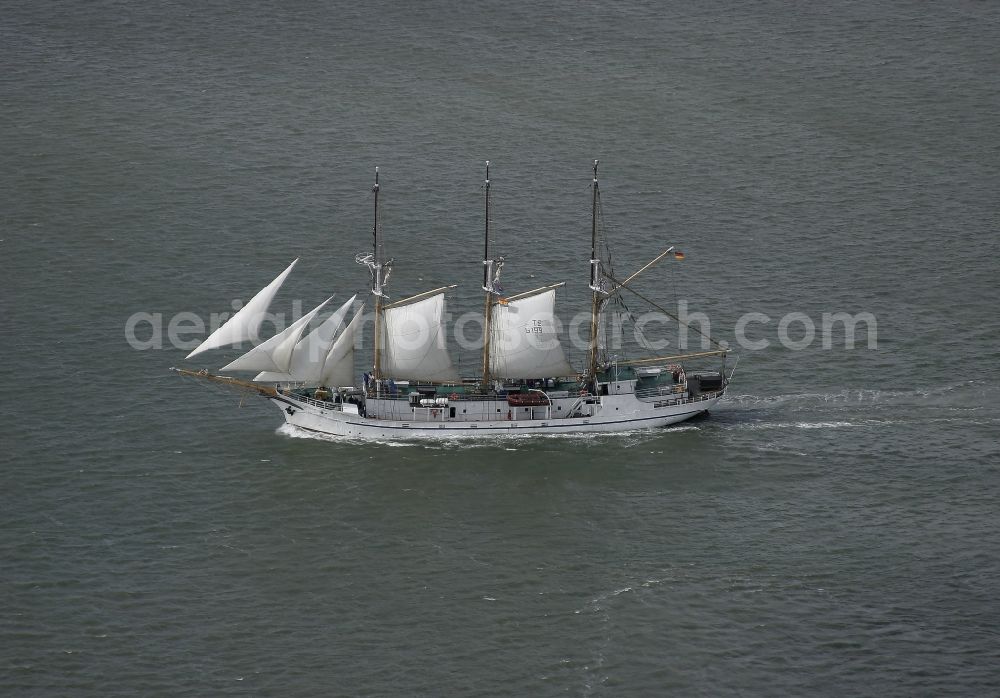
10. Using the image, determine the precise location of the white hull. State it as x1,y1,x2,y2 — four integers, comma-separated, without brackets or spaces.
270,390,723,439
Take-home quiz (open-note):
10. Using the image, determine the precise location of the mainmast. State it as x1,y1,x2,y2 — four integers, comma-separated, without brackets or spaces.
481,161,493,388
356,167,391,390
480,161,503,391
586,159,605,380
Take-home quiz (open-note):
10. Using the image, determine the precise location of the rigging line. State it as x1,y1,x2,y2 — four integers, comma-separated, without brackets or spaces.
631,311,660,353
486,181,494,251
610,295,634,362
481,175,498,266
669,249,679,311
595,190,616,278
605,272,726,349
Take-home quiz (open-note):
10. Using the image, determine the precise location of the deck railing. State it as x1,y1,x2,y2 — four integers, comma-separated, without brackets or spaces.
283,392,344,411
286,387,724,415
636,386,724,405
634,385,684,400
366,392,573,402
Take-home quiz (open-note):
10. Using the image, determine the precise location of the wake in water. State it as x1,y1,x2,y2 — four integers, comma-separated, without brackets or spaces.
723,378,998,410
715,379,1000,433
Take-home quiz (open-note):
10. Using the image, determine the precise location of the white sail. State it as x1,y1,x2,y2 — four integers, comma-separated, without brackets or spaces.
319,306,365,387
380,292,459,382
490,288,575,379
186,259,298,359
254,294,357,384
251,371,296,383
220,297,331,373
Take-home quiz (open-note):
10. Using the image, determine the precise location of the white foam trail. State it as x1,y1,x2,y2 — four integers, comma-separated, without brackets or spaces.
724,379,997,410
276,422,416,447
726,420,862,431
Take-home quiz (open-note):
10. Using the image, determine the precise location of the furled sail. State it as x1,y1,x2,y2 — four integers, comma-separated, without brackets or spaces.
489,287,575,379
595,297,610,357
254,294,358,384
380,292,459,382
319,306,366,388
186,259,298,359
220,297,331,374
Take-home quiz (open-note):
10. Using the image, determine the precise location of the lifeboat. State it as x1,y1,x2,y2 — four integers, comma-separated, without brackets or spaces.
506,392,549,407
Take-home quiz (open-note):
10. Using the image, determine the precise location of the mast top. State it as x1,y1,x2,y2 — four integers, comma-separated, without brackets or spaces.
373,167,379,191
593,159,599,181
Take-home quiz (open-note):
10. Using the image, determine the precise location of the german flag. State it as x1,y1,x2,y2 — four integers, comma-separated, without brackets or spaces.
673,250,685,260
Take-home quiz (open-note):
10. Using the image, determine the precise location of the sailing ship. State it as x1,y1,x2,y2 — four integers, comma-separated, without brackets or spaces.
174,162,732,438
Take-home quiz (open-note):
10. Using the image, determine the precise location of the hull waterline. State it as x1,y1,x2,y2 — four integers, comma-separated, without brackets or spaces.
271,391,723,439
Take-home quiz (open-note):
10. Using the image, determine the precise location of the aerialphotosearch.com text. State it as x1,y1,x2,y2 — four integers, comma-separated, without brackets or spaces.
125,300,877,354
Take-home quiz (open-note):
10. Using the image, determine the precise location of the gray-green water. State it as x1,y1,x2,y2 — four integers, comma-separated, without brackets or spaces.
3,1,999,695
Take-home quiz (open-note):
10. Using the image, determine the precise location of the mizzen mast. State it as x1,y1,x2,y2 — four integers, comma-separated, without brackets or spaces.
586,159,607,380
372,167,383,383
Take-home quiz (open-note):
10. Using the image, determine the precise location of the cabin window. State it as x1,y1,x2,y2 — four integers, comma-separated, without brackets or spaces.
449,407,456,418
